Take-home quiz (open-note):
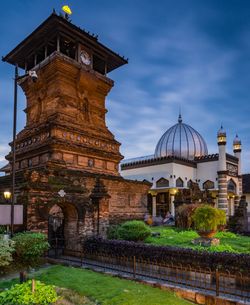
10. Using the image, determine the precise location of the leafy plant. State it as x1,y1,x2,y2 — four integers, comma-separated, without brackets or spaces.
0,280,58,305
107,224,121,240
192,205,226,232
0,238,15,268
0,226,7,234
116,220,151,241
12,232,49,266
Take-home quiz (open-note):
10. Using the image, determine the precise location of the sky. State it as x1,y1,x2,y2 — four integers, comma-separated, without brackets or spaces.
0,0,250,173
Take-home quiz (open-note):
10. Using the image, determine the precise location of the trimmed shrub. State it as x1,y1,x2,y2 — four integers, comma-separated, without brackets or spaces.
192,205,226,232
12,232,49,266
117,220,151,241
0,238,15,268
0,280,58,305
107,224,121,240
84,237,250,274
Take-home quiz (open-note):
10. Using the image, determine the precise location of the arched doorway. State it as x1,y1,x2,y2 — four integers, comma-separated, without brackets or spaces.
48,203,79,252
48,205,64,248
227,179,237,216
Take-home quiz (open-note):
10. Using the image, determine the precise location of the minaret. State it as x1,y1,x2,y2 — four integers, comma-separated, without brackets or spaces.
233,135,242,198
233,135,242,175
217,126,228,214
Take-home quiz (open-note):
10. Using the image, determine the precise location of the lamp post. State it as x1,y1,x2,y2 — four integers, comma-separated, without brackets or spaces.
10,65,38,237
4,191,11,203
10,65,18,237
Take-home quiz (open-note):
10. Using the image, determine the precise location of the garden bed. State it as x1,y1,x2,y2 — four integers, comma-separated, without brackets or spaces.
146,226,250,253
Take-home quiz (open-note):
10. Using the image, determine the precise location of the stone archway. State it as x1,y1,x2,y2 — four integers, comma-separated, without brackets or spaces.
48,202,79,251
48,204,64,248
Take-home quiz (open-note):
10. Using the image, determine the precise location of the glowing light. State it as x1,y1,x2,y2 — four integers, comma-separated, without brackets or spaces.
4,191,11,200
62,5,72,15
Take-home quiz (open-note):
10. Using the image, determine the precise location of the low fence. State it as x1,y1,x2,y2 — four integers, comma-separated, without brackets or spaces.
47,239,250,303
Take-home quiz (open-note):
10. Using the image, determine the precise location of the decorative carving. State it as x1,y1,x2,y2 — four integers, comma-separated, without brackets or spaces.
227,163,238,177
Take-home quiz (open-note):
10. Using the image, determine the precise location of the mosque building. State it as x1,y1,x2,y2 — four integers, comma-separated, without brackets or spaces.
120,114,242,218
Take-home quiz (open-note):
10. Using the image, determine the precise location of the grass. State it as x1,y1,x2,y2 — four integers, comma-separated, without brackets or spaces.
145,226,250,253
0,265,193,305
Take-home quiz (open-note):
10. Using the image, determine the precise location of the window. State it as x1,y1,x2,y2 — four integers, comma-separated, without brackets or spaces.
176,177,184,187
156,178,169,188
227,179,236,193
187,179,193,188
203,180,215,190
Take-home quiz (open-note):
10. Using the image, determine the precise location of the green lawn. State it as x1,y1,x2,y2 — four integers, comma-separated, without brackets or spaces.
145,226,250,253
0,265,193,305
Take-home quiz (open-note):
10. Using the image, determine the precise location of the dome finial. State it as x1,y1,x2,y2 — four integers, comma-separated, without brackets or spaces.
178,108,182,123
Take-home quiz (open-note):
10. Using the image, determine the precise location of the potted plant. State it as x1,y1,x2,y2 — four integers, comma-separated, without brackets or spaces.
192,205,226,238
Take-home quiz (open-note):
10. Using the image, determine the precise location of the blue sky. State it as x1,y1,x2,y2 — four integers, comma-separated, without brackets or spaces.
1,0,250,172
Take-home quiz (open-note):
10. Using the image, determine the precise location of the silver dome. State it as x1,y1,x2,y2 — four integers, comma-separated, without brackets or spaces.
154,115,208,160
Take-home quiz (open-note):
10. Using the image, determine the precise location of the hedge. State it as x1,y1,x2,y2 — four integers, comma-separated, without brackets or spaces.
83,238,250,274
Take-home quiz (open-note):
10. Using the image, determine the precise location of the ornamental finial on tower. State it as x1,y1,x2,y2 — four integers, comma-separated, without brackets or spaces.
178,113,182,123
233,134,242,152
217,125,226,145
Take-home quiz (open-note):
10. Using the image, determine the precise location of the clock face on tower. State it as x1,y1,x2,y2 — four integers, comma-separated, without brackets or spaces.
80,50,91,66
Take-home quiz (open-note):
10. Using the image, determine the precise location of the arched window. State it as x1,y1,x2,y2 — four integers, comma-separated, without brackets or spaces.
187,179,193,188
227,179,236,193
203,180,215,190
176,177,184,187
156,178,169,188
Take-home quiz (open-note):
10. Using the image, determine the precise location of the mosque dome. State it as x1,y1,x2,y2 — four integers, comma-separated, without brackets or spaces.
154,114,208,160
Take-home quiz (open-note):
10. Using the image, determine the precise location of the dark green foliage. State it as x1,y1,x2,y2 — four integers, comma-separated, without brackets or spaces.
107,224,121,240
12,232,49,266
84,237,250,274
0,238,15,268
192,205,226,231
116,220,151,241
0,280,58,305
0,226,7,234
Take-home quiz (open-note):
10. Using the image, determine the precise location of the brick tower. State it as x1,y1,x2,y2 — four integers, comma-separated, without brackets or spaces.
1,12,150,249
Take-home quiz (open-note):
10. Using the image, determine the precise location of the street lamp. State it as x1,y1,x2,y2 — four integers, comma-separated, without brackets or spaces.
4,191,11,202
10,65,38,236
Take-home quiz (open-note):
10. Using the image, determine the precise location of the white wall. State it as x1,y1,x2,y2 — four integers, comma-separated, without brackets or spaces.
197,160,219,189
121,163,173,188
121,162,196,189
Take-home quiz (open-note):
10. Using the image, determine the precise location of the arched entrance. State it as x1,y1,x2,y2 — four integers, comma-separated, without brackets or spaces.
48,202,79,252
48,205,64,248
227,179,237,216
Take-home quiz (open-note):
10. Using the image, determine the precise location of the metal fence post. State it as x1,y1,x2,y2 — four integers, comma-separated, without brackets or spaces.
133,256,136,279
216,269,219,296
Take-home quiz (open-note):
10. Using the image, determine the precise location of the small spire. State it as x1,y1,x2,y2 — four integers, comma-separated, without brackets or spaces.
178,108,182,123
233,134,241,145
